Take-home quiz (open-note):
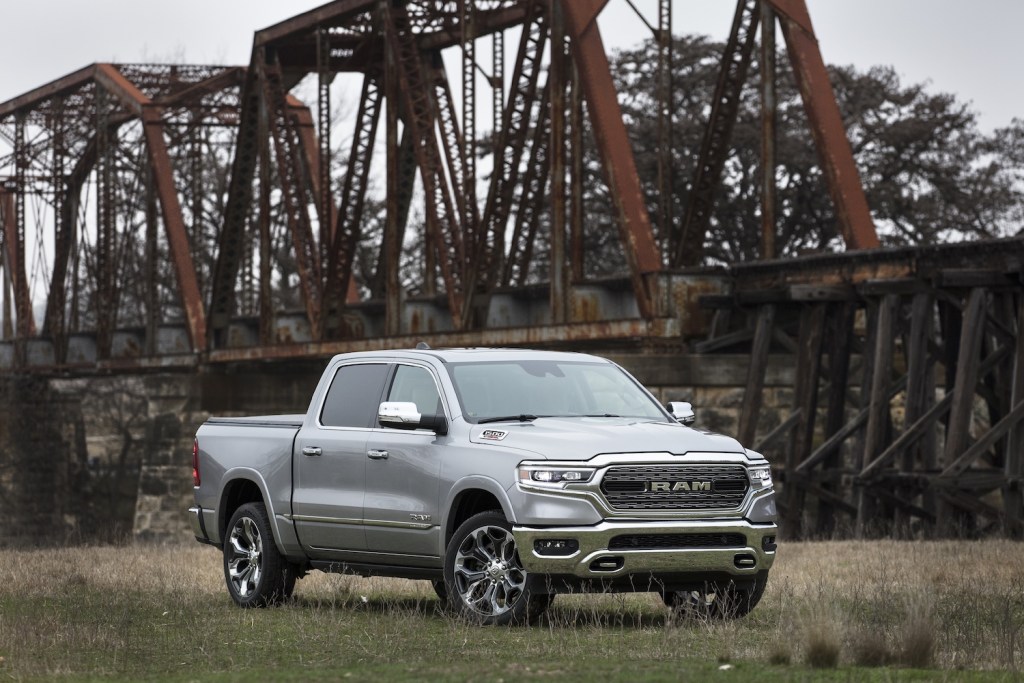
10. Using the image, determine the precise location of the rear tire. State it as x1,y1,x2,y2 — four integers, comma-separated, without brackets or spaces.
444,510,551,625
223,502,291,608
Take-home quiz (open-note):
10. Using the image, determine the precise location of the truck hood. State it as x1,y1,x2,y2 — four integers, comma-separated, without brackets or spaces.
467,417,746,461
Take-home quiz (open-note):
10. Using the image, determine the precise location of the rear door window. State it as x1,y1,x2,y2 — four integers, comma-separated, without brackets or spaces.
320,363,389,428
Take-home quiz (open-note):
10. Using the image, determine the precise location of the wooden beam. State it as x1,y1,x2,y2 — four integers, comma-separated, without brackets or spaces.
861,344,1011,480
788,473,857,516
795,374,909,473
784,303,826,536
895,291,934,530
938,288,988,535
738,304,775,444
693,327,754,353
1004,292,1024,534
817,301,855,535
938,490,1024,532
857,293,898,536
753,408,801,455
941,400,1024,477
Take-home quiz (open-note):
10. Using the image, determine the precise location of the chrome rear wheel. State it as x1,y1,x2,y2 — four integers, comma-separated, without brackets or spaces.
222,502,293,607
227,516,264,598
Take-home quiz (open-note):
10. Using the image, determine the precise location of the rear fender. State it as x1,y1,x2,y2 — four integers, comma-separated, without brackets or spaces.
217,468,293,552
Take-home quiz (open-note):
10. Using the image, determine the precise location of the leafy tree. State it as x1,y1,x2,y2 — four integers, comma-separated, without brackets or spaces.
605,35,1024,267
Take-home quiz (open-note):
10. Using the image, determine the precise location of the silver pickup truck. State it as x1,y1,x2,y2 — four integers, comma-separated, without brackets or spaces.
190,348,777,624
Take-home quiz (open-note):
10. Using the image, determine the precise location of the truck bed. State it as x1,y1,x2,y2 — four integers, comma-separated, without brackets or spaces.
193,415,305,547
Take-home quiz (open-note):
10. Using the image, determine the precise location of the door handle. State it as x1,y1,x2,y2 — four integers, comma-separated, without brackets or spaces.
367,449,389,460
302,446,322,457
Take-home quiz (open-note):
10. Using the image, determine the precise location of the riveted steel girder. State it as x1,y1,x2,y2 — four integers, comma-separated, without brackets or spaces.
766,0,878,250
95,64,208,351
560,0,661,318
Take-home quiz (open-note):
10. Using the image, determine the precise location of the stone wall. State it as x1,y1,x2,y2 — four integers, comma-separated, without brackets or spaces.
0,376,78,546
0,373,209,545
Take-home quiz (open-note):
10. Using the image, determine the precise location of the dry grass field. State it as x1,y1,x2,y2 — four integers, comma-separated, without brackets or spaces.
0,540,1022,681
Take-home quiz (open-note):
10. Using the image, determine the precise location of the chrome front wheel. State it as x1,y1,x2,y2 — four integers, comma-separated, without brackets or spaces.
444,511,551,625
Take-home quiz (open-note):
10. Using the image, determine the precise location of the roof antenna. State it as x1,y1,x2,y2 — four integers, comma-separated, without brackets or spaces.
415,341,431,350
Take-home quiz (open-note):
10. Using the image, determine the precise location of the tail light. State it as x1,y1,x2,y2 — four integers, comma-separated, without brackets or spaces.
192,438,201,487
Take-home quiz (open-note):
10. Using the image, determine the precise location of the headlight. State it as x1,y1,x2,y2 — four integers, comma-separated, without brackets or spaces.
747,466,772,487
517,466,595,487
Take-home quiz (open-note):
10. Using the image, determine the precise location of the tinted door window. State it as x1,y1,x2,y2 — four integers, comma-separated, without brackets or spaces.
321,363,389,428
385,365,443,418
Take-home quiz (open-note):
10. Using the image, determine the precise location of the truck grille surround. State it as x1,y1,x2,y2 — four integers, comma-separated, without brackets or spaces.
600,464,749,511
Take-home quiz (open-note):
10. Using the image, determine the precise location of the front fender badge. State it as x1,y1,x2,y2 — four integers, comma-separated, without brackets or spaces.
480,429,509,441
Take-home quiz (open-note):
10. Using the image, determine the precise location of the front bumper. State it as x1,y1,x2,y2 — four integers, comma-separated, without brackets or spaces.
513,519,776,580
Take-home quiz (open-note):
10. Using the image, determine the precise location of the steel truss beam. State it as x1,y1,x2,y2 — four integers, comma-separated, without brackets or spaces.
383,0,466,327
561,0,661,318
209,65,260,344
259,57,324,336
1,63,240,358
477,1,548,300
322,73,382,338
675,0,760,267
768,0,878,250
94,64,208,351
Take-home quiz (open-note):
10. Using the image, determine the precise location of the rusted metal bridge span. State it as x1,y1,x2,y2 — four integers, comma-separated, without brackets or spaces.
0,0,1021,539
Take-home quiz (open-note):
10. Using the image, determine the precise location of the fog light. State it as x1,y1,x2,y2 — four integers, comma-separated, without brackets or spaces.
762,535,777,552
534,539,579,556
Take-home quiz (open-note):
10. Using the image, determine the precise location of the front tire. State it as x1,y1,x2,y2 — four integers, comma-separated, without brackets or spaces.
223,502,291,608
444,510,551,625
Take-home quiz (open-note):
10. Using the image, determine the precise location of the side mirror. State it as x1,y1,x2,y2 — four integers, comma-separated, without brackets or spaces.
378,401,449,435
667,401,696,425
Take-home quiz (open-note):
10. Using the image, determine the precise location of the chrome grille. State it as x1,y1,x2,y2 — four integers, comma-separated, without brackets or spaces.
600,464,749,511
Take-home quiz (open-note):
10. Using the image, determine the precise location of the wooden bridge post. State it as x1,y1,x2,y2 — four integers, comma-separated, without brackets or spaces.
783,302,826,537
816,300,856,536
1003,291,1024,536
897,291,935,535
857,293,898,537
737,303,776,446
938,288,988,536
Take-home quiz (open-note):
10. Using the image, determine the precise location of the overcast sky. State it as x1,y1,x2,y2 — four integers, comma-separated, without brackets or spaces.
0,1,1021,131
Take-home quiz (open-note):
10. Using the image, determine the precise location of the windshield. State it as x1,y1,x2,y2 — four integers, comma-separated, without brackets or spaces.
447,360,668,424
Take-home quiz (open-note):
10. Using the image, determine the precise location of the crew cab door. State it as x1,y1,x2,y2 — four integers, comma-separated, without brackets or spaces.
363,362,446,563
292,361,389,556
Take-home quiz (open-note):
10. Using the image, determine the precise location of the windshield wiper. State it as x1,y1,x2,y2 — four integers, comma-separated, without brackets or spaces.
478,414,540,424
541,413,622,418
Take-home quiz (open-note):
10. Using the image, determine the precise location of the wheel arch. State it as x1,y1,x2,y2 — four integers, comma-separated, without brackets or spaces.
218,470,278,545
442,477,516,553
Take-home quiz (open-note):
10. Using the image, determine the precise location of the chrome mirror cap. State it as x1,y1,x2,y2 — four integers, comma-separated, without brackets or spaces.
379,401,449,436
379,401,422,425
667,401,696,425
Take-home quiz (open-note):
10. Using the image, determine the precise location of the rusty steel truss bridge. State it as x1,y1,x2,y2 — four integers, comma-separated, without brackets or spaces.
0,0,1021,538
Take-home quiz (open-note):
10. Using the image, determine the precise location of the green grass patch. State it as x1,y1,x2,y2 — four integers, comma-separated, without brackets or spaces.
0,542,1021,681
